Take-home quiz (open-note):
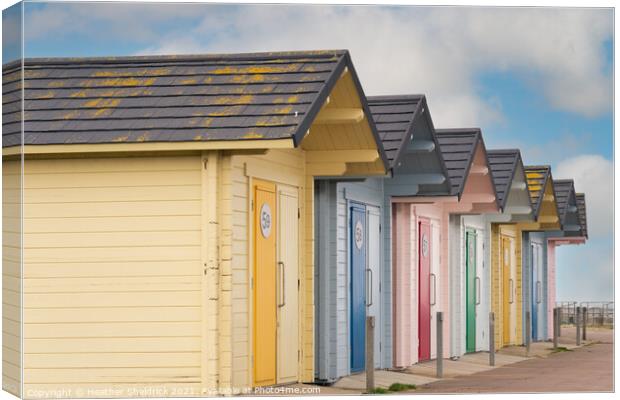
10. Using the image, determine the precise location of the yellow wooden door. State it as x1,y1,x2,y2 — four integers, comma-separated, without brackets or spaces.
253,180,277,387
276,185,299,384
501,236,512,345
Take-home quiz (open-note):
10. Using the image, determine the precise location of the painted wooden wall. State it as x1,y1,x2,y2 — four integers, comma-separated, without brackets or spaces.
459,215,490,354
18,155,205,396
522,231,548,342
546,240,556,340
314,177,389,382
490,224,522,349
228,148,312,389
391,202,445,367
3,159,22,397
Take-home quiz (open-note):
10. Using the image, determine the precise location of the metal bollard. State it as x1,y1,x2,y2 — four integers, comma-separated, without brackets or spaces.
525,311,531,356
366,316,375,392
558,307,562,337
576,307,581,346
553,308,559,349
582,307,587,341
489,312,495,366
436,312,443,378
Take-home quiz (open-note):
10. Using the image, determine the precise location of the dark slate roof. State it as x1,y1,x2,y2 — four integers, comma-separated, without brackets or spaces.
367,95,423,167
2,50,386,162
576,193,588,238
435,128,483,197
487,149,527,210
553,179,575,224
524,165,559,220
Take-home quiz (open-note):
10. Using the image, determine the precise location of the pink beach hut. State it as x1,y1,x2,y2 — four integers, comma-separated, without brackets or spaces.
389,127,499,368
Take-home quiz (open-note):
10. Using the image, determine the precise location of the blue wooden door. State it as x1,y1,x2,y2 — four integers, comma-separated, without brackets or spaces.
350,204,366,372
531,242,544,341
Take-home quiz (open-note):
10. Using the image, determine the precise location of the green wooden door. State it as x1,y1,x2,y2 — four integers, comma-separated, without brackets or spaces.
466,230,477,353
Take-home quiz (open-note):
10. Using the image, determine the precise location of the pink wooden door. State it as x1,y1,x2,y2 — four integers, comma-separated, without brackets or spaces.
418,219,431,361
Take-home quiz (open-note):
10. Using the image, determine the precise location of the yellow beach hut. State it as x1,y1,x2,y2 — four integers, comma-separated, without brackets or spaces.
2,50,388,397
486,150,533,350
489,164,560,349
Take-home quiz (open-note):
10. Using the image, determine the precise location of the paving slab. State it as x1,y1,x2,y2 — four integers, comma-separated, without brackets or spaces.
415,338,613,393
459,351,527,366
405,356,496,378
332,370,437,391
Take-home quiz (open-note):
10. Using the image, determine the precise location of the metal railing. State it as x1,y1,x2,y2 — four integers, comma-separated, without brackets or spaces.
556,301,614,327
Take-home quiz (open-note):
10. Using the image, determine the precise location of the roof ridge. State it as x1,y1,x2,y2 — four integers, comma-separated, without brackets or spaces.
367,94,425,103
3,49,349,70
487,148,520,154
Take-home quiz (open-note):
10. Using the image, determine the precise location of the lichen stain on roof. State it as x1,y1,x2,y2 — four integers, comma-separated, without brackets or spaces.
97,77,156,87
136,132,150,142
112,135,129,142
62,111,80,120
35,91,55,99
274,105,293,114
255,116,284,127
47,81,65,88
215,95,254,105
243,132,264,139
69,90,88,98
232,74,265,84
91,108,113,117
84,98,120,108
91,68,172,78
210,64,300,75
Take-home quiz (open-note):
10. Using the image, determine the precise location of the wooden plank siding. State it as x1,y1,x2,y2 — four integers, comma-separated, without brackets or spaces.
228,148,310,389
20,156,204,397
490,224,523,349
3,159,22,397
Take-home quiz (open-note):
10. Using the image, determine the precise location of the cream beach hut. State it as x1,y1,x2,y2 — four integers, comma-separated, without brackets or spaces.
1,50,388,397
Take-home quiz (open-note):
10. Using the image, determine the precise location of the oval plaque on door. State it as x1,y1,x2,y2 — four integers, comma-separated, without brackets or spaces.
355,220,364,250
422,233,429,257
260,203,272,238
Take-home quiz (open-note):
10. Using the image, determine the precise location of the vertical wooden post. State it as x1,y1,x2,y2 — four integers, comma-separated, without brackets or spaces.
436,312,443,378
202,151,220,392
525,311,531,356
489,312,495,366
582,306,587,341
558,306,562,337
553,308,559,349
575,307,581,346
366,316,375,392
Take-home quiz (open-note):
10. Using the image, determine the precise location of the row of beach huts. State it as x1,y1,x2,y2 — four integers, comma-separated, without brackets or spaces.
2,50,587,397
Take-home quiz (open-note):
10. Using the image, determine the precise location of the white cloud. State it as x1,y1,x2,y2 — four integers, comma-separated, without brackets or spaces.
22,4,612,126
23,2,206,43
555,154,612,239
139,5,612,125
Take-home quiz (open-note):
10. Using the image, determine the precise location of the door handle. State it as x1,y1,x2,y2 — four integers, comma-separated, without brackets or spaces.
278,261,285,307
430,273,436,306
366,268,373,307
475,277,481,305
536,281,542,304
509,279,514,304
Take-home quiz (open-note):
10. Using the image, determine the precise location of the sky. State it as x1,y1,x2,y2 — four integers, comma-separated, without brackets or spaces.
2,2,614,302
